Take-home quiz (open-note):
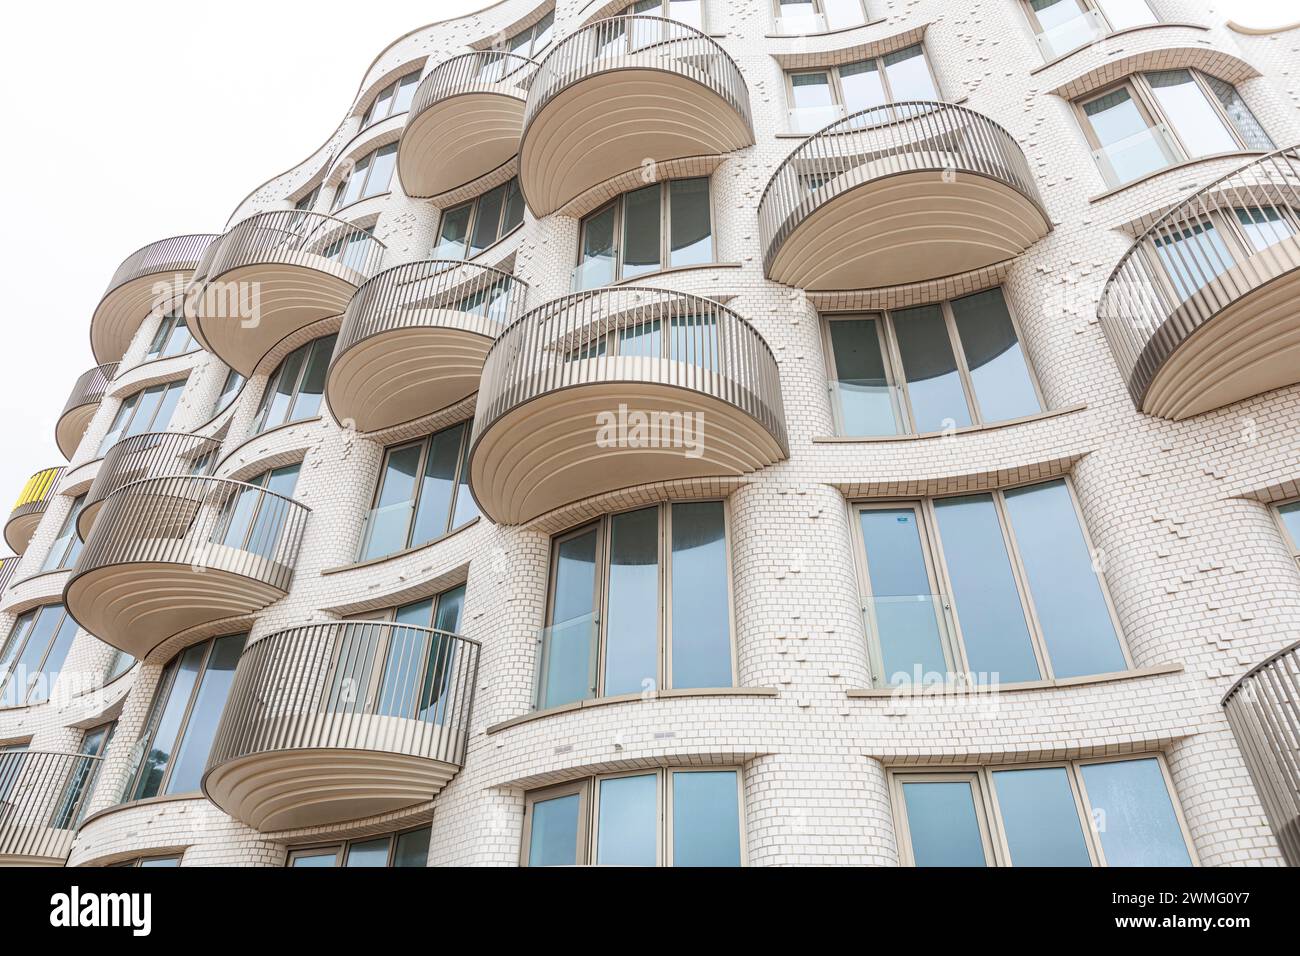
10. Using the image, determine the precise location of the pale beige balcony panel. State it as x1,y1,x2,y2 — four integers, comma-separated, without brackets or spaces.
5,467,63,555
760,102,1050,290
469,288,788,525
204,621,479,831
327,260,527,433
0,751,104,866
518,16,754,217
90,234,218,364
399,52,537,198
55,363,117,460
77,432,222,539
192,211,385,376
66,475,309,659
1099,146,1300,419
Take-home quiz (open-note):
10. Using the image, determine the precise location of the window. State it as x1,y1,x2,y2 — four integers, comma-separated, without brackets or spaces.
111,856,182,867
1022,0,1156,60
522,769,743,866
574,178,713,289
823,287,1042,437
1077,71,1273,188
773,0,870,35
1276,501,1300,567
105,649,135,683
211,368,244,418
322,225,376,272
252,335,333,434
0,743,30,804
0,604,80,707
145,310,198,360
360,424,478,561
124,633,247,801
289,826,432,867
432,177,525,260
212,464,301,561
537,502,733,709
501,10,554,58
332,143,398,210
50,722,115,829
618,0,705,31
785,45,939,132
853,479,1127,686
361,68,422,128
97,378,188,455
40,495,86,572
892,756,1194,866
294,184,321,212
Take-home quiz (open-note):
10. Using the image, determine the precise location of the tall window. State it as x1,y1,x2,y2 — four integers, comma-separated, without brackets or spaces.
252,335,333,434
523,768,743,866
125,633,247,801
501,10,554,57
1276,502,1300,568
40,494,86,572
211,368,245,418
289,826,432,867
824,288,1042,437
1022,0,1157,60
773,0,870,35
212,465,301,561
294,184,321,213
332,143,398,210
51,722,115,829
614,0,705,31
537,502,733,710
785,45,939,132
0,603,80,706
361,68,423,128
97,378,188,455
853,479,1127,685
892,756,1194,866
433,177,525,260
1077,70,1272,188
145,310,198,360
360,424,478,561
575,178,713,290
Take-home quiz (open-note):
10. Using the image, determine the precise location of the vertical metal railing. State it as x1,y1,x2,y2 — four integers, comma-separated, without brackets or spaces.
409,51,538,122
6,467,64,553
58,363,118,424
100,235,219,299
204,210,387,285
0,751,104,861
79,432,223,539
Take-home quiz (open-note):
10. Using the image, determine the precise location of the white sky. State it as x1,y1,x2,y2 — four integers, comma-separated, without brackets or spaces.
0,0,1292,552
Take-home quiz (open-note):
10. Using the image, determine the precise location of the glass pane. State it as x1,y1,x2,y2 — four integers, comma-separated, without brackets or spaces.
670,0,704,30
672,771,741,866
1147,69,1236,158
26,610,79,704
392,73,421,114
290,336,334,423
371,84,395,122
790,72,833,110
451,427,479,529
901,781,988,866
1080,758,1192,866
152,381,186,432
533,12,554,51
139,857,180,867
1236,206,1295,252
670,502,731,688
857,509,947,683
502,178,525,235
604,507,659,696
363,443,421,560
1096,0,1156,29
840,60,888,114
11,606,64,703
411,425,464,546
470,183,507,255
344,837,392,867
165,634,246,794
577,203,617,289
1278,501,1300,551
1152,220,1232,300
0,612,34,688
824,0,866,30
98,394,137,454
42,496,86,572
893,305,972,433
258,346,306,432
883,46,938,101
392,827,431,867
124,386,164,438
829,317,902,436
621,184,662,279
670,314,718,372
1084,87,1169,185
1003,481,1127,678
245,465,301,561
434,204,472,259
933,495,1040,683
528,793,581,866
617,318,662,358
951,289,1040,423
669,178,712,268
1204,75,1273,151
993,767,1092,866
291,849,339,867
542,529,599,708
133,644,206,800
597,774,657,866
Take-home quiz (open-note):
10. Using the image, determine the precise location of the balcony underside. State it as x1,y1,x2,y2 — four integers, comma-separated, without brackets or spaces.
471,379,785,525
0,830,73,867
4,512,42,555
399,92,526,198
520,69,752,217
91,272,192,365
768,166,1050,290
55,404,99,461
327,317,494,433
1140,254,1300,419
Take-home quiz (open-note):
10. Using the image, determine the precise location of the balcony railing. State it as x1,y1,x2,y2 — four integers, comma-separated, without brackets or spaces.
0,750,104,863
1222,639,1300,866
1034,8,1108,60
1091,122,1179,189
203,210,385,285
5,467,64,554
1097,146,1300,418
78,432,223,539
56,363,118,460
864,594,959,686
0,556,17,595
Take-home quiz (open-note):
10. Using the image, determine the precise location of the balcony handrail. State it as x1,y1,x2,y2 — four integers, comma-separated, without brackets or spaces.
1222,636,1300,706
409,51,539,125
59,364,119,420
81,432,224,535
101,234,219,297
205,209,387,284
0,750,105,859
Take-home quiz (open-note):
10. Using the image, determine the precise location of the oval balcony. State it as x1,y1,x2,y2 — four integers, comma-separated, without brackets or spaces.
204,621,479,831
0,750,104,866
469,288,788,525
327,260,526,433
5,467,63,555
77,432,223,540
55,364,118,460
66,475,309,659
192,211,386,376
1098,146,1300,419
399,52,538,199
518,15,754,216
90,234,218,364
1223,639,1300,866
759,102,1051,290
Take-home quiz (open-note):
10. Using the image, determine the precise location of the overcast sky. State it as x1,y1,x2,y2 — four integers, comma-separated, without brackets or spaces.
0,0,1291,553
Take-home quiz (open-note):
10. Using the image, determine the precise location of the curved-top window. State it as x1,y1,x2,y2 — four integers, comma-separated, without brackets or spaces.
0,603,80,707
333,144,398,210
361,68,422,128
433,178,525,260
145,310,199,360
502,10,554,57
253,335,334,433
97,378,188,455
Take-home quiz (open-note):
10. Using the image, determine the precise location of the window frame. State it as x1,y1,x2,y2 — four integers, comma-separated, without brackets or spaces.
0,603,79,707
783,44,942,124
252,335,334,434
360,68,423,128
501,10,555,58
41,494,87,572
145,310,199,361
1272,500,1300,566
98,377,190,453
112,854,183,867
1020,0,1159,56
771,0,871,34
286,824,432,867
433,177,526,261
332,143,398,211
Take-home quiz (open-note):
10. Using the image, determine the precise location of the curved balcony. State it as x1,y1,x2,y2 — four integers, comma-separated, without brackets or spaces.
192,211,386,376
66,475,309,659
204,621,479,831
0,556,17,596
1098,146,1300,419
519,16,754,216
4,467,63,555
1222,639,1300,866
77,432,223,540
55,364,118,460
399,52,538,198
327,260,527,433
0,750,104,866
469,288,788,525
759,102,1050,290
90,234,218,364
